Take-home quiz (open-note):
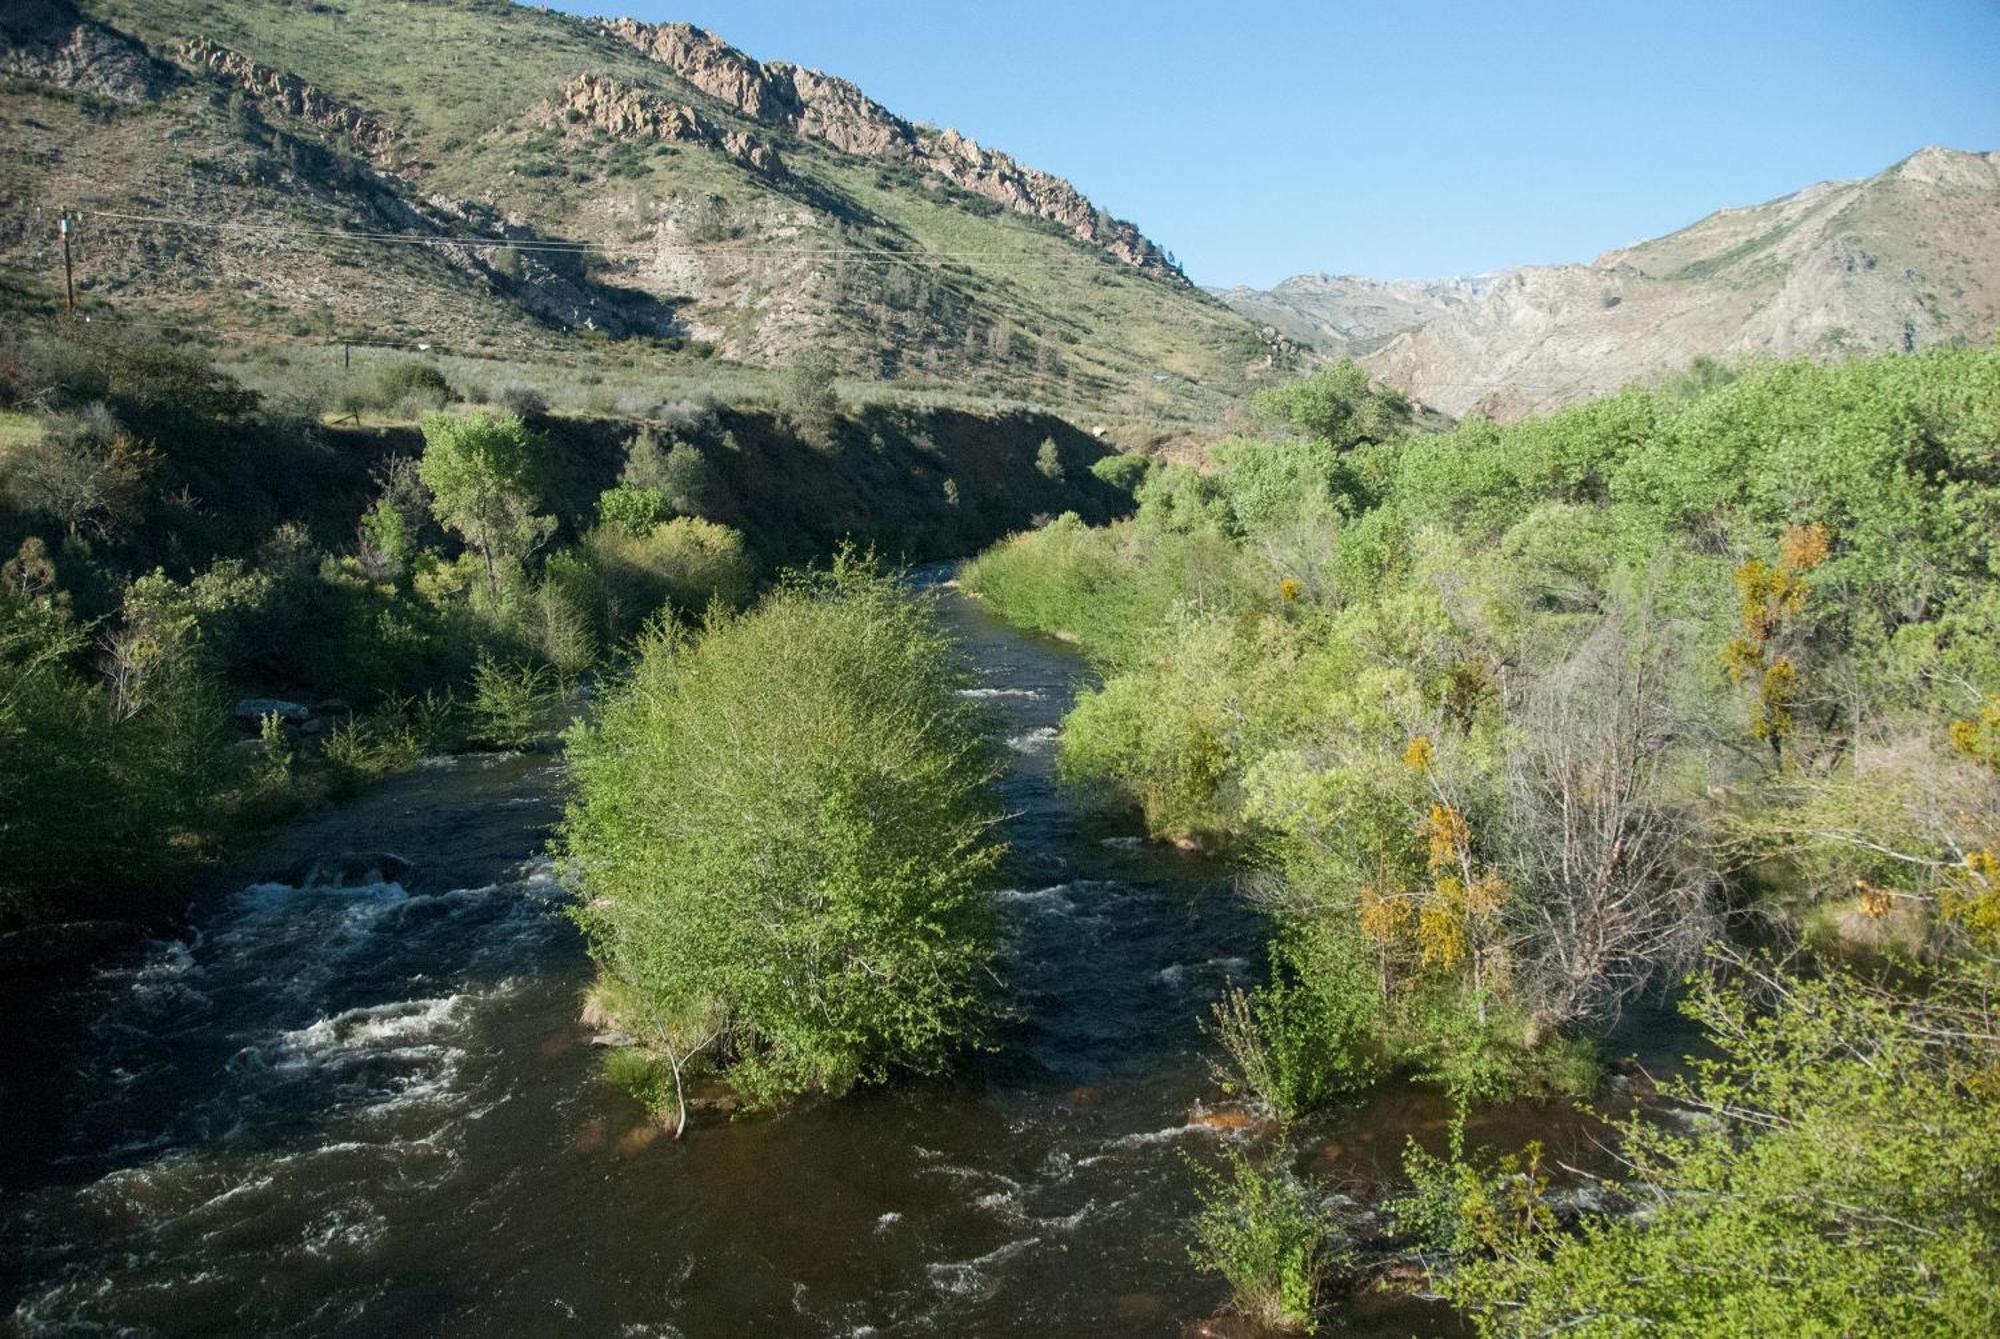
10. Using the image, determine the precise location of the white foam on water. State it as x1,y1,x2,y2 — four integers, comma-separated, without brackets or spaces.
1006,726,1060,753
273,995,468,1059
1098,835,1145,850
925,1236,1040,1300
873,1211,902,1232
992,883,1077,916
956,687,1043,700
1028,1199,1098,1232
1104,1124,1212,1150
300,1200,389,1258
921,1165,1022,1195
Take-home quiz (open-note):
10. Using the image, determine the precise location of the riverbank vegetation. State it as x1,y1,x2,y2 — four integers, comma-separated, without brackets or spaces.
560,554,1007,1128
965,350,2000,1331
1,318,1113,944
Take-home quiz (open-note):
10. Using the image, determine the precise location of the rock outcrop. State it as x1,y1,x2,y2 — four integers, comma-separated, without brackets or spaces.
0,0,171,103
174,38,397,155
598,17,1184,280
553,73,784,177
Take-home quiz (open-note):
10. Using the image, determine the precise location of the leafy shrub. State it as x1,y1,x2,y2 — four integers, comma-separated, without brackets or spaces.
1206,937,1381,1121
561,553,1005,1114
581,516,754,638
467,653,558,749
1397,962,2000,1336
378,361,453,410
1186,1148,1341,1333
1254,358,1410,450
596,484,666,538
1089,451,1152,491
1,590,233,926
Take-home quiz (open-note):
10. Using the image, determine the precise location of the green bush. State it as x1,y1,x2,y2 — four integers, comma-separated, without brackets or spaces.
1206,936,1381,1121
1089,451,1152,491
1186,1147,1342,1333
1254,358,1411,450
966,345,2000,1127
1398,962,2000,1336
581,516,754,639
0,588,234,926
561,553,1006,1114
377,361,453,410
466,653,559,749
596,484,666,538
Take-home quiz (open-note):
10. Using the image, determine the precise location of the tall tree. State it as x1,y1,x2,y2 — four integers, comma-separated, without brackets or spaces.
417,411,553,602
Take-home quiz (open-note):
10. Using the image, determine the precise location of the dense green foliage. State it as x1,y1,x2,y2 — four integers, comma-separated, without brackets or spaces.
1398,959,2000,1336
417,410,556,601
968,348,2000,1328
0,316,1129,933
1253,359,1413,452
1186,1147,1343,1333
1,573,231,922
560,555,1007,1115
0,326,760,930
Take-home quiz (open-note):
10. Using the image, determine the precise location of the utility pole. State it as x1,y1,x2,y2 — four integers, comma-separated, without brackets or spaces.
60,214,75,312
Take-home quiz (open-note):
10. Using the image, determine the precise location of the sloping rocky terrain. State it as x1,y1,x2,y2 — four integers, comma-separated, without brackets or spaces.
1211,272,1494,361
0,0,1275,422
1227,148,2000,419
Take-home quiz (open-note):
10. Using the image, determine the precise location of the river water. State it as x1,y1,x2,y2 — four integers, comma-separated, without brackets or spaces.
0,583,1546,1336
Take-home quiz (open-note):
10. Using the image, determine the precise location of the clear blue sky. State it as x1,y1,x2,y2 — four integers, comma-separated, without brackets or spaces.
555,1,2000,288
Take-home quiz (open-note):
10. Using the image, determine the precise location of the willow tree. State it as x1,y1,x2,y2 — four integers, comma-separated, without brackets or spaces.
560,553,1005,1128
416,410,553,602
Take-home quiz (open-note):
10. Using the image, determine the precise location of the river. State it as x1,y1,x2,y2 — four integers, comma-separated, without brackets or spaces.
0,580,1573,1336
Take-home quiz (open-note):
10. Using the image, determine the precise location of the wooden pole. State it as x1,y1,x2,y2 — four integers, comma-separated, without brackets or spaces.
60,214,75,312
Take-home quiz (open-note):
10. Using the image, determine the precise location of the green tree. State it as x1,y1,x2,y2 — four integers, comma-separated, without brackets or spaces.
659,440,713,515
416,411,554,603
780,348,841,450
562,553,1005,1125
1036,436,1066,481
1254,360,1411,450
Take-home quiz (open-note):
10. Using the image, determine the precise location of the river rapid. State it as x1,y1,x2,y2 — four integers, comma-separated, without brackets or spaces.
0,580,1572,1336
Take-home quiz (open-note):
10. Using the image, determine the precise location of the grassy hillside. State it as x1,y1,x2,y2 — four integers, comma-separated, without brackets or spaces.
2,0,1279,428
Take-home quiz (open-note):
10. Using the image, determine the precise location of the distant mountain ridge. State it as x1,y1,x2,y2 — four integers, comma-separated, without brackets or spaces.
1224,147,2000,419
1209,273,1495,360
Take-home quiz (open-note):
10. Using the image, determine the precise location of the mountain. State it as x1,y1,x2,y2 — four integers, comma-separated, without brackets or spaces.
1208,272,1494,360
0,0,1281,423
1224,148,2000,420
